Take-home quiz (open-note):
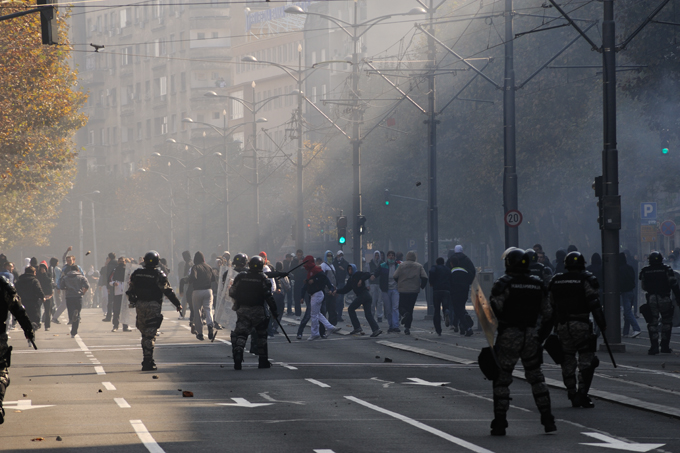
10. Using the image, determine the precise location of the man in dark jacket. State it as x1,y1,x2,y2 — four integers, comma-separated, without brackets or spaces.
371,251,401,333
447,246,476,336
110,257,130,332
103,252,117,322
428,257,450,336
178,250,193,319
337,264,381,337
332,250,349,321
59,267,90,337
36,263,54,331
15,266,45,329
188,251,216,341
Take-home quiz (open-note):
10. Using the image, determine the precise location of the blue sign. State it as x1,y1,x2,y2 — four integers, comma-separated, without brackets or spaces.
641,202,657,220
408,239,417,250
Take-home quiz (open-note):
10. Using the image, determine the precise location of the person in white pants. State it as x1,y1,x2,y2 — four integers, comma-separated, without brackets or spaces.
300,255,340,341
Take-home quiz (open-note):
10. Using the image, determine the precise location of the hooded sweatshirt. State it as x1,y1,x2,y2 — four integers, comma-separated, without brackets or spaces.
392,251,428,293
189,251,215,290
301,255,335,295
337,264,371,296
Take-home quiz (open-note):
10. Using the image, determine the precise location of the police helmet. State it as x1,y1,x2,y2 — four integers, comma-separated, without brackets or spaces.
649,251,663,265
233,253,248,268
564,251,586,271
143,251,159,268
504,248,529,273
525,249,538,264
248,256,264,273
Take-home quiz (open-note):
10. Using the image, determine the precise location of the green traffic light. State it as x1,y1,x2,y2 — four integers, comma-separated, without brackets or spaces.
339,236,346,244
663,148,669,154
385,201,390,206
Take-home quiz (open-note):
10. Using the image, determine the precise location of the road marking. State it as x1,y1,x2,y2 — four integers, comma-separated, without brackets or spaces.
306,378,330,388
103,382,116,391
405,377,450,387
371,377,394,388
115,398,131,408
3,400,54,410
259,392,305,405
580,432,665,451
274,361,297,370
345,396,495,453
130,419,165,453
314,450,336,453
74,334,90,352
94,366,106,375
215,338,232,345
216,397,273,408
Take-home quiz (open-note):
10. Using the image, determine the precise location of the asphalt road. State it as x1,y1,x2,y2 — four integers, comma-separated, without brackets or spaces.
2,305,679,452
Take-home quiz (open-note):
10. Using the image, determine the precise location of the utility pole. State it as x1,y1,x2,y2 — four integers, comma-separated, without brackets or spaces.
351,1,363,270
425,0,439,316
252,80,261,252
91,202,97,272
79,200,84,266
223,110,230,252
503,0,518,248
297,43,305,254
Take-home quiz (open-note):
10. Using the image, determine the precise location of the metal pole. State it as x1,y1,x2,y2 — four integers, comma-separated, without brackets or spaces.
601,0,623,349
170,190,174,272
91,201,97,273
297,44,304,253
351,1,363,269
223,112,230,252
425,0,438,317
503,0,518,249
252,81,260,252
79,200,84,266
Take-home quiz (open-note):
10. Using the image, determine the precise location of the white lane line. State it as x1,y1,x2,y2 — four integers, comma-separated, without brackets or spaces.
103,382,116,391
314,450,336,453
274,362,298,370
345,396,495,453
115,398,131,408
91,360,101,365
94,366,106,375
130,419,165,453
306,378,330,388
215,338,232,345
74,334,90,352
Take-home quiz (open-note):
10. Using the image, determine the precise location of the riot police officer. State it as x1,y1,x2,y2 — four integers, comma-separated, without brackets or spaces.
639,251,680,355
525,249,553,285
0,275,35,424
229,256,278,370
126,251,182,371
548,251,605,408
489,248,555,436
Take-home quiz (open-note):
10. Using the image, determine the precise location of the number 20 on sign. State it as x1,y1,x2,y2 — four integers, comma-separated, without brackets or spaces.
505,210,523,228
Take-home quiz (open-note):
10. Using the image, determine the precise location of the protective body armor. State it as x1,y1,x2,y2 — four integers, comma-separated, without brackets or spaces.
129,268,166,302
640,264,674,296
493,274,544,329
549,271,593,323
231,272,271,308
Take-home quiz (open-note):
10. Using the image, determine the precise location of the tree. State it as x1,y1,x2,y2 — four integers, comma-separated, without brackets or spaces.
0,2,87,249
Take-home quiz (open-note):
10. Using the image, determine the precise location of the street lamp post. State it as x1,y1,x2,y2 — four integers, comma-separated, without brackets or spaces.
285,4,425,269
76,190,100,268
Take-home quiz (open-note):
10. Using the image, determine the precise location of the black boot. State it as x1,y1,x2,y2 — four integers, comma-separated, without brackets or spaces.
0,404,4,425
541,414,557,433
232,333,246,370
567,389,579,408
660,339,673,353
649,340,659,355
490,416,507,436
258,356,271,369
208,325,214,341
141,358,157,371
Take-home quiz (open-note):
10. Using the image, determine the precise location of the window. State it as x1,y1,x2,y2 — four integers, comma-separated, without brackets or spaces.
170,74,176,93
171,114,177,133
213,112,220,120
122,47,132,65
197,32,205,40
135,82,141,100
321,49,326,63
137,122,142,140
311,51,316,66
145,80,151,100
180,32,185,51
312,86,317,103
160,76,167,97
111,88,117,107
122,127,129,143
146,119,151,139
231,90,244,119
181,111,187,130
88,130,95,144
120,9,127,28
135,44,142,63
169,34,175,54
232,132,244,149
322,84,326,101
112,127,118,144
180,72,186,91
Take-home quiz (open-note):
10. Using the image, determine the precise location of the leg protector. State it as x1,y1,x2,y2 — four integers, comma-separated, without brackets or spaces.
649,339,659,355
579,356,599,395
541,413,557,433
145,314,164,329
231,332,247,370
660,339,673,353
258,355,271,369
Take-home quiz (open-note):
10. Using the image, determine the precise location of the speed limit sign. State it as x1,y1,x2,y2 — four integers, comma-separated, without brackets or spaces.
504,210,523,227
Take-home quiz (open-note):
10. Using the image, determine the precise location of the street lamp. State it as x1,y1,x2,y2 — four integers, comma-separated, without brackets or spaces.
282,3,426,268
76,190,100,269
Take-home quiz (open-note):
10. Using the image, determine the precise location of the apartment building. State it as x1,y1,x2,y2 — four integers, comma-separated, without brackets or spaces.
75,0,233,177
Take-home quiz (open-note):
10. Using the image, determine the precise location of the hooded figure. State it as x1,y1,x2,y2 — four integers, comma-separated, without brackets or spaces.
299,255,338,340
337,263,381,337
15,266,44,328
188,251,216,341
392,251,428,335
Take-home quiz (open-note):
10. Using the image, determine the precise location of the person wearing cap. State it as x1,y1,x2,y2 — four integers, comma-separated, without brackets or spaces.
299,256,340,340
332,250,349,321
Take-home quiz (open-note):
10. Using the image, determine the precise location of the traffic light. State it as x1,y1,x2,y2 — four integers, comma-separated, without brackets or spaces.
320,221,325,234
357,215,366,235
306,219,312,231
384,189,390,206
661,128,671,155
38,0,58,45
337,215,347,245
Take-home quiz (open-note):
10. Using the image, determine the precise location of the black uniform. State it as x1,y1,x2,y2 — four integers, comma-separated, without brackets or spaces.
0,276,35,424
126,266,181,370
529,261,553,286
229,270,277,370
548,270,604,407
490,272,554,434
639,263,680,354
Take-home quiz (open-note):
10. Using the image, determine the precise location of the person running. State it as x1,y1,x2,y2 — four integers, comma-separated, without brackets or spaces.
337,264,382,337
300,256,340,341
392,251,428,335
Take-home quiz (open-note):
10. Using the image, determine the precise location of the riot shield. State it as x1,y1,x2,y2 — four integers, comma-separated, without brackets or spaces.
472,278,498,349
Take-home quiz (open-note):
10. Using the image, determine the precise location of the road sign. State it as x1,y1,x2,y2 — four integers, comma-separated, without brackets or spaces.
408,239,416,249
641,225,657,243
660,220,676,237
504,210,523,227
640,202,657,220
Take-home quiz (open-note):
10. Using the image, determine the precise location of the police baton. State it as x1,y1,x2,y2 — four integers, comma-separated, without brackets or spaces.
28,338,37,350
599,330,617,368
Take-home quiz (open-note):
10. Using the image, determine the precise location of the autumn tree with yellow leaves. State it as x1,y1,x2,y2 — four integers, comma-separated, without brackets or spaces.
0,1,87,249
